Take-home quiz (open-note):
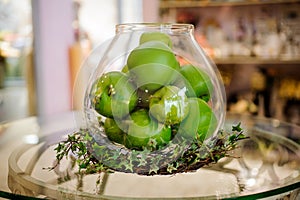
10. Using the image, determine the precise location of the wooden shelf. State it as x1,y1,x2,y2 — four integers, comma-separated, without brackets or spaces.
160,0,300,8
213,56,300,65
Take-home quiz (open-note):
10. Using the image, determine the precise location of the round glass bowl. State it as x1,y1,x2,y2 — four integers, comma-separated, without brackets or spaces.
74,23,226,174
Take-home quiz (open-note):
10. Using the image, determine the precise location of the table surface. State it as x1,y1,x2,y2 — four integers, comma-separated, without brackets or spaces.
0,112,300,199
0,112,77,199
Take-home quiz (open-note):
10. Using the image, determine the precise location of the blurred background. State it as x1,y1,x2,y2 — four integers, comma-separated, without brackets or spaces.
0,0,299,125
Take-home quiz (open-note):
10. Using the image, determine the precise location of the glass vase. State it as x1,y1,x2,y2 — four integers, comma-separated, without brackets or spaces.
74,23,226,174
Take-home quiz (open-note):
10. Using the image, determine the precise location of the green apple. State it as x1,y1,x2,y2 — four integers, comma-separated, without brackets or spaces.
92,71,138,118
121,65,129,73
178,98,217,142
104,117,126,145
125,109,172,150
179,64,213,102
127,41,180,92
139,32,173,48
149,85,189,125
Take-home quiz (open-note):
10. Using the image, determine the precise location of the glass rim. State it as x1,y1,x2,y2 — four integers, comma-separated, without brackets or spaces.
116,23,194,33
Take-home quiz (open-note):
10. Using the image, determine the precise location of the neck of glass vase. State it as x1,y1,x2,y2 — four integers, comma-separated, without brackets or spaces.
115,23,194,35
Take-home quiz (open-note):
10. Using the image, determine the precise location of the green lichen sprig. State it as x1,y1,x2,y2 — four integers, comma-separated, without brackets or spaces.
49,123,247,176
157,122,247,175
46,129,113,175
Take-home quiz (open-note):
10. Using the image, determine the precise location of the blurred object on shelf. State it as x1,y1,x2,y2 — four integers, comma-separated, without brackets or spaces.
162,1,300,61
252,30,285,59
201,18,233,58
176,11,215,57
229,93,258,115
251,70,266,92
250,70,267,117
252,15,283,58
273,97,286,122
177,11,199,26
280,9,300,59
285,100,300,125
225,65,260,115
279,78,300,100
257,94,265,117
218,70,232,87
195,33,215,58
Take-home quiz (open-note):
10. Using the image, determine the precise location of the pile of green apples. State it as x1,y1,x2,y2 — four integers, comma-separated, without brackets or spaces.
91,32,217,151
